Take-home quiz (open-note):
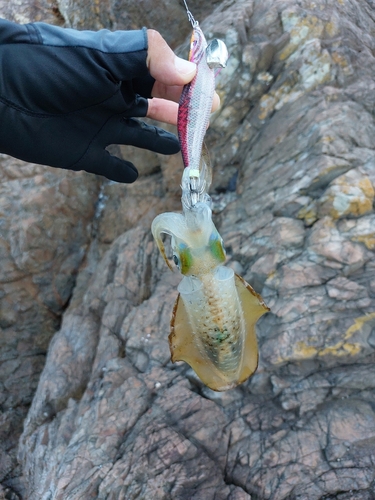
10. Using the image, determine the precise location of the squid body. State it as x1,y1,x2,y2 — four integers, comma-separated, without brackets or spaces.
151,23,269,391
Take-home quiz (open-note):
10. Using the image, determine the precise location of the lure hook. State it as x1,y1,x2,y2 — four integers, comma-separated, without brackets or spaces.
182,0,199,27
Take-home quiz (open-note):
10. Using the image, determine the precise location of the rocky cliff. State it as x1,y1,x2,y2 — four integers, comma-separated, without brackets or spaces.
1,0,375,499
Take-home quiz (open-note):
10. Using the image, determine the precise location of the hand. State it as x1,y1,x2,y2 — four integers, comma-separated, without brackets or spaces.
0,20,219,184
146,29,220,125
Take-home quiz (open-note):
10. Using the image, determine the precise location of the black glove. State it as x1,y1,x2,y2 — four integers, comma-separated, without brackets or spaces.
0,19,180,183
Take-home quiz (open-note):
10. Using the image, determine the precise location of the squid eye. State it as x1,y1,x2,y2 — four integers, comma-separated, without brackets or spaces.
209,232,226,263
173,254,180,268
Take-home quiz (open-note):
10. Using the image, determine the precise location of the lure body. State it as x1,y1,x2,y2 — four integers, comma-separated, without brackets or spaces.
151,21,269,391
178,25,215,174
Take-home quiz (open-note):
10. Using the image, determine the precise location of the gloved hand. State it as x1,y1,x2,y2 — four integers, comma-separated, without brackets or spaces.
0,19,194,183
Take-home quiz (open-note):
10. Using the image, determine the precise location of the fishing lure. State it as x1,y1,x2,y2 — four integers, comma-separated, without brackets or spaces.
151,3,269,391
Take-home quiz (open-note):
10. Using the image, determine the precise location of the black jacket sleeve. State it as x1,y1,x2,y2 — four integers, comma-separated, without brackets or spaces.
0,18,180,183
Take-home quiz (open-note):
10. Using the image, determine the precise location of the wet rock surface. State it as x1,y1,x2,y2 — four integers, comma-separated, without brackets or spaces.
1,0,375,499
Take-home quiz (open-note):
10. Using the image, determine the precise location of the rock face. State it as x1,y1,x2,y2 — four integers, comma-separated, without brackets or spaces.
1,0,375,499
0,156,99,497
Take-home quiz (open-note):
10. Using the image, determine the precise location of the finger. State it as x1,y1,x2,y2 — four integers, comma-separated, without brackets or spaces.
147,98,179,125
151,83,221,113
212,92,220,112
82,150,139,183
113,118,180,154
147,29,196,86
151,82,184,103
148,91,220,125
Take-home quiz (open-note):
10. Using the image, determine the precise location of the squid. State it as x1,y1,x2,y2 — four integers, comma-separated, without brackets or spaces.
151,8,269,391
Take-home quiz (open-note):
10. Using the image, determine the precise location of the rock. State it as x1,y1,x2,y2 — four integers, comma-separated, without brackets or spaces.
0,0,63,24
318,168,375,219
0,156,98,497
96,173,180,246
2,0,375,499
57,0,192,47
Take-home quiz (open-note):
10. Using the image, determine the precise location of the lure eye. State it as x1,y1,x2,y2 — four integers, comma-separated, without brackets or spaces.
190,39,197,52
173,254,180,269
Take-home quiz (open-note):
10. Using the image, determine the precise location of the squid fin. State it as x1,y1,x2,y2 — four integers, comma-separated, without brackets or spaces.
234,274,270,386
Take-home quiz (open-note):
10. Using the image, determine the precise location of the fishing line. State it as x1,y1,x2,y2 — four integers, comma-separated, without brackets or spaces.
182,0,199,27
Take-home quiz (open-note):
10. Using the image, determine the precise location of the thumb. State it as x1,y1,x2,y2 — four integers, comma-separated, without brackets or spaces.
147,29,196,86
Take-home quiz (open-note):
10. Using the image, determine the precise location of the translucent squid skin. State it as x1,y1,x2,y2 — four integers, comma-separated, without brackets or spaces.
176,270,247,383
151,204,270,391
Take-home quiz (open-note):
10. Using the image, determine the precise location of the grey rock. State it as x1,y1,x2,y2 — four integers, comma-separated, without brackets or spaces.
2,0,375,499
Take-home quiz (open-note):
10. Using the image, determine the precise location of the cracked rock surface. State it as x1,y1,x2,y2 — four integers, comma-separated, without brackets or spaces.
1,0,375,499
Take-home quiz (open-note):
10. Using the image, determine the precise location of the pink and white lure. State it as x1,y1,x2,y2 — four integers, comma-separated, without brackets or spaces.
178,19,228,209
151,7,269,391
178,25,214,173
